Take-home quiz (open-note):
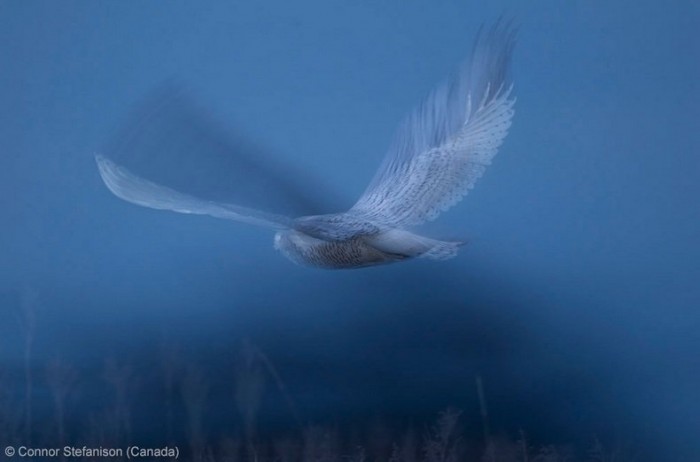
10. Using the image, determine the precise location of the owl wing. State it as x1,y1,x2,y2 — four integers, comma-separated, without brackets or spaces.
351,21,516,227
102,85,339,218
96,154,292,229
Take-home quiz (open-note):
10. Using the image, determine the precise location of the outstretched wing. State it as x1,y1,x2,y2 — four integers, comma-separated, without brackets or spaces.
351,20,516,227
102,85,339,218
96,154,292,229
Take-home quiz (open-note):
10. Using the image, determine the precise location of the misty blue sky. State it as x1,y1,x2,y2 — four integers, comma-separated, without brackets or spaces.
1,0,699,459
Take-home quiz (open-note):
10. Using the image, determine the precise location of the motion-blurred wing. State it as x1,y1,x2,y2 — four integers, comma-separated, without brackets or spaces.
352,21,516,227
96,154,292,229
103,85,338,218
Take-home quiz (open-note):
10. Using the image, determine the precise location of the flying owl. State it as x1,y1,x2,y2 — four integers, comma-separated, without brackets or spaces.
96,22,516,269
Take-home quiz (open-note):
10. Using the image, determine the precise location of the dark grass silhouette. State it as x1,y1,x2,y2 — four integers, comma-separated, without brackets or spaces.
0,304,633,462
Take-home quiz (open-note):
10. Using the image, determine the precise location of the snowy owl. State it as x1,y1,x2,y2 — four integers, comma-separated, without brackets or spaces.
96,22,516,269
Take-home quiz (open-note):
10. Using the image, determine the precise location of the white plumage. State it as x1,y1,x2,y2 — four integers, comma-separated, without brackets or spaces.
96,21,517,269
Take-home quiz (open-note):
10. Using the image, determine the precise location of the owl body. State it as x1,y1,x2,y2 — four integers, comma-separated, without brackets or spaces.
274,214,462,269
273,229,405,269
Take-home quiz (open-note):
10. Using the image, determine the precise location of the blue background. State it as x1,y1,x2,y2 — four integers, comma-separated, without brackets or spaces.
1,1,698,459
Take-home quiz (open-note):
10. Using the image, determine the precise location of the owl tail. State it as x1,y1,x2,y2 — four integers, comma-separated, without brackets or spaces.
366,229,464,261
420,238,464,260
